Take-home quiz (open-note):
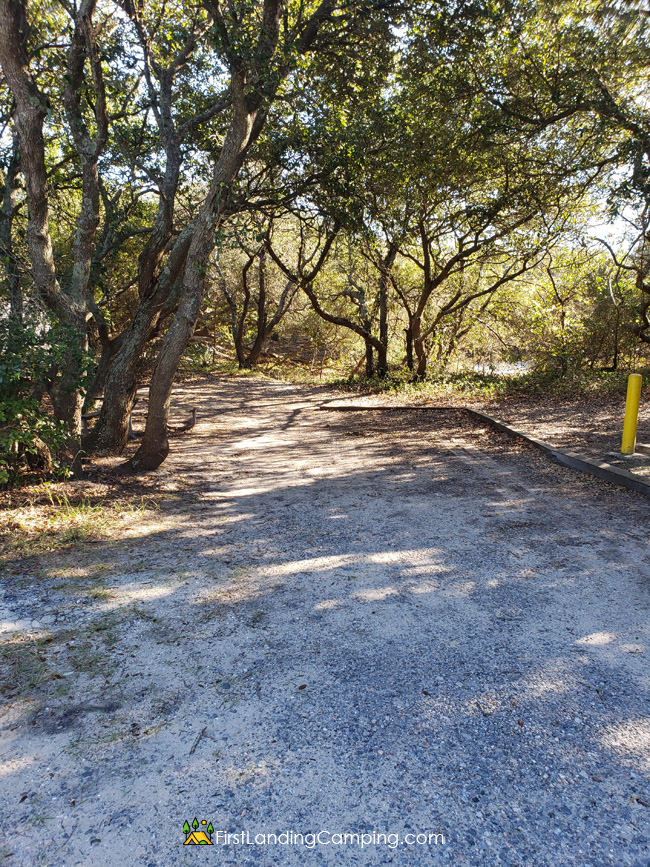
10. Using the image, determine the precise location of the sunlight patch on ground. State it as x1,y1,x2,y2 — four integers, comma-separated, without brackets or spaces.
574,633,646,656
314,599,343,610
401,563,452,578
231,435,290,450
0,753,37,778
264,548,445,579
576,632,618,646
620,643,645,655
0,622,51,639
194,579,277,606
443,580,477,597
601,718,650,769
100,583,177,608
352,586,399,602
367,549,443,565
266,554,361,576
217,481,315,498
406,580,442,594
522,663,578,697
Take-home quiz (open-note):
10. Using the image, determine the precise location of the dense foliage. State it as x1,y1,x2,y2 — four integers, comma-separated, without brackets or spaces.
0,0,648,482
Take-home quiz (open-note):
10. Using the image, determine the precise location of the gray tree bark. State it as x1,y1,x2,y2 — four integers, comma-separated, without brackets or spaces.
87,3,224,452
128,75,261,470
0,128,22,322
0,0,107,465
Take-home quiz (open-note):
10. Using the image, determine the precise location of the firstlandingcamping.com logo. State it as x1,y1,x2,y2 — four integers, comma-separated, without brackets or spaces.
183,818,214,844
182,822,446,849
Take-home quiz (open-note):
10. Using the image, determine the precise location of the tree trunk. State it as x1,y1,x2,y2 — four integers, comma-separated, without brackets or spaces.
234,333,247,367
405,325,414,371
411,317,428,379
243,248,268,368
86,222,193,451
83,331,122,413
376,245,396,378
365,339,374,378
85,244,186,453
127,215,215,471
611,306,621,370
414,349,428,379
0,129,21,322
376,341,387,378
234,257,252,367
243,333,265,368
128,81,260,471
52,370,85,473
84,298,159,451
0,0,106,446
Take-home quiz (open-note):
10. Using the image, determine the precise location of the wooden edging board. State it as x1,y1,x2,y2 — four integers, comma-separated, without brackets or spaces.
317,402,650,499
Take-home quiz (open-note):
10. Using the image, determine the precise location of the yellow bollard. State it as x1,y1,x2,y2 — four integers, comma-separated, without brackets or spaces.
621,373,643,455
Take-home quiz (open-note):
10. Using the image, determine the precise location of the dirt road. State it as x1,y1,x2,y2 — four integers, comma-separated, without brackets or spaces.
1,376,649,865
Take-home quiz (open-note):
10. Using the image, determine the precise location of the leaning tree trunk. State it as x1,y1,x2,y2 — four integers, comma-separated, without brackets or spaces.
86,261,188,453
84,24,190,453
84,298,160,451
85,223,193,452
125,0,340,470
128,83,260,471
127,214,216,471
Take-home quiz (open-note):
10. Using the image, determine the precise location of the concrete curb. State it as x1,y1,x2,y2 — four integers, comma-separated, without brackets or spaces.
317,402,650,498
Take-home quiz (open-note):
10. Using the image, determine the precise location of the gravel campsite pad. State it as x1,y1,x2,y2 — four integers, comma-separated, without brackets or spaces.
1,376,650,866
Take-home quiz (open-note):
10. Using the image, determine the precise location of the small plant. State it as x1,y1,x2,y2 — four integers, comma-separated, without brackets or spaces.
1,633,55,696
330,366,649,404
0,492,160,560
0,320,86,487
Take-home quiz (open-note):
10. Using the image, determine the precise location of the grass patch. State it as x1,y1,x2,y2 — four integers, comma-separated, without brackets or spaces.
0,633,55,695
0,612,125,700
87,585,116,601
0,489,159,561
330,367,650,404
180,356,351,385
184,355,649,399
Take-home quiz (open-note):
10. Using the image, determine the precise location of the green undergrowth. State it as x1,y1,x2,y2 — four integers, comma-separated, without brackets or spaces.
180,354,352,384
330,368,650,404
0,488,159,561
182,353,649,401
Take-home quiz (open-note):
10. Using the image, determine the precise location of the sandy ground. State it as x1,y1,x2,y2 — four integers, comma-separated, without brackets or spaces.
334,387,650,480
330,386,650,466
1,375,650,866
480,394,650,462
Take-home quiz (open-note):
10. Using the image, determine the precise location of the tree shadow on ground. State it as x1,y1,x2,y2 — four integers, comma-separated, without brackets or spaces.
1,376,649,866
